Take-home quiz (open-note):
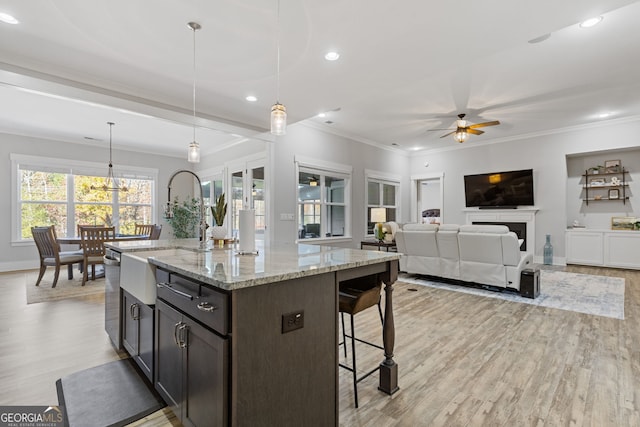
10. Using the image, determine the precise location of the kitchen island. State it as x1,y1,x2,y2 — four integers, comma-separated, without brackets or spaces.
106,239,400,426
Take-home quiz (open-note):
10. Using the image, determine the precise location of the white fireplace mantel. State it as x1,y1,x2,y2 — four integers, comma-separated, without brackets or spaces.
463,207,539,254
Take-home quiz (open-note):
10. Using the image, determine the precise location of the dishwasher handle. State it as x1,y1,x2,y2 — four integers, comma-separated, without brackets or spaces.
157,282,194,300
103,255,120,266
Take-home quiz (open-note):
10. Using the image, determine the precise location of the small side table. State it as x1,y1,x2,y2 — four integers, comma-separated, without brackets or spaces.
360,240,397,252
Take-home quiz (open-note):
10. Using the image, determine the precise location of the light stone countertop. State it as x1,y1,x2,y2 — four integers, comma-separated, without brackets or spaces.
107,239,400,291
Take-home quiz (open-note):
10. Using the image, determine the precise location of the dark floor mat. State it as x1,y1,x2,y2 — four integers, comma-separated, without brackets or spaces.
56,358,165,427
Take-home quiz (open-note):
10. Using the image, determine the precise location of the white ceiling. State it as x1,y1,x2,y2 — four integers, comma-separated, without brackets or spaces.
1,0,640,158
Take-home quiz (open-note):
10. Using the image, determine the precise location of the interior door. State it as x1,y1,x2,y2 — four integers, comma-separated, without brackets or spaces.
228,160,267,242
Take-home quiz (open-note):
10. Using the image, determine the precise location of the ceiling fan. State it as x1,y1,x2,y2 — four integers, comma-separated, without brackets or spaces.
431,114,500,143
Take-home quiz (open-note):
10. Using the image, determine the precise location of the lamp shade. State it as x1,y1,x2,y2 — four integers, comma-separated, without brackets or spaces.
371,207,386,223
188,141,200,163
270,103,287,135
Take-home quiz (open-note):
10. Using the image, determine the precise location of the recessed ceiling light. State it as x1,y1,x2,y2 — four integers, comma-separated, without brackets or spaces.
598,112,613,119
0,12,19,24
579,16,603,28
245,95,257,102
324,51,340,61
317,112,326,118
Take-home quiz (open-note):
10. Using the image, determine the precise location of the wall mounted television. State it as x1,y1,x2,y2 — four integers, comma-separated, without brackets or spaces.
464,169,534,208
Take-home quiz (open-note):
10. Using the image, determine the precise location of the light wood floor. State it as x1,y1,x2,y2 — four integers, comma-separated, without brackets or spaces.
1,265,638,426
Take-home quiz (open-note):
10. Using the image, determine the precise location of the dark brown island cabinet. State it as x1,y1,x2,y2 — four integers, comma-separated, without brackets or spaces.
121,289,154,382
151,260,398,427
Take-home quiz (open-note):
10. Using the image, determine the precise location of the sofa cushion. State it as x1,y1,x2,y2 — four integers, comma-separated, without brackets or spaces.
459,224,509,234
437,224,460,232
403,223,439,232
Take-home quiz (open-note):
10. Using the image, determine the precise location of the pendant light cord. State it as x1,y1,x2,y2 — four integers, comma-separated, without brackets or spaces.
108,122,114,166
192,24,197,142
276,0,281,104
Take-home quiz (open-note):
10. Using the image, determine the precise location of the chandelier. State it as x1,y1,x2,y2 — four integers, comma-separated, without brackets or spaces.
91,122,128,192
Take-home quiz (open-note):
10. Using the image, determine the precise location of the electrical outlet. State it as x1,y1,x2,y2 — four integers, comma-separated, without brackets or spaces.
282,310,304,333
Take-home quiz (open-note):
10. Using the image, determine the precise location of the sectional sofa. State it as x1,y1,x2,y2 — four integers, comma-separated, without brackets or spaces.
395,223,533,292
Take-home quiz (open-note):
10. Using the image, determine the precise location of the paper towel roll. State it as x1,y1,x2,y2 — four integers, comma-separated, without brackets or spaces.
238,209,256,253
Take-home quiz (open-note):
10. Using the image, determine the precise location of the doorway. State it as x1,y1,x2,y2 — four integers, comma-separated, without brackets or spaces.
410,173,444,224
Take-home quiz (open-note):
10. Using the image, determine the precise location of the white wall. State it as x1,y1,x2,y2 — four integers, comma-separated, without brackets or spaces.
267,124,411,246
410,118,640,262
1,132,189,272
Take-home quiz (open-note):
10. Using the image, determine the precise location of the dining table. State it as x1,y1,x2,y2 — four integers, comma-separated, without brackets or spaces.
57,234,149,279
57,234,149,245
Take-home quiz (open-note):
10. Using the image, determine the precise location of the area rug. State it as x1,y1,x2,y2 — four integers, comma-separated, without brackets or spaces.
56,358,165,427
399,269,625,320
25,268,105,304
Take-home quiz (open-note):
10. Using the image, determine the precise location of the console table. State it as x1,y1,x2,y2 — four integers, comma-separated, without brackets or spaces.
361,240,397,252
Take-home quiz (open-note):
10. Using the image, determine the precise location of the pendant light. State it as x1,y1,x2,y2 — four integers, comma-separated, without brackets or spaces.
270,0,287,135
187,21,201,163
91,122,128,192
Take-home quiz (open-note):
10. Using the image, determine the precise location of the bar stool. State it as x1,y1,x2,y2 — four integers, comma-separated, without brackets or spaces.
339,278,384,408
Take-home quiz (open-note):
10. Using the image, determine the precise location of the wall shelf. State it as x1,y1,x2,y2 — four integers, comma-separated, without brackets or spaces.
582,167,629,205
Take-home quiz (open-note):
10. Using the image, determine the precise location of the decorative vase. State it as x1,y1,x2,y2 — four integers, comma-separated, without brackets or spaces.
211,225,227,240
543,234,553,265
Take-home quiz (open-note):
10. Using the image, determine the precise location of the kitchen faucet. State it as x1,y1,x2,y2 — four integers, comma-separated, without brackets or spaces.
165,169,208,250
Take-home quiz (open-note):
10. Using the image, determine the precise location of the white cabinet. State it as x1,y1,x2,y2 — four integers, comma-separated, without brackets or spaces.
605,232,640,269
565,231,604,266
566,229,640,269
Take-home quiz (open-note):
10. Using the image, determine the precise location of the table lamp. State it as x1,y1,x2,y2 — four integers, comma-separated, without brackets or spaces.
371,208,386,242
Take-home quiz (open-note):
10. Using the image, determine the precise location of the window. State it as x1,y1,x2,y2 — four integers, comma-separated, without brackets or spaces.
201,176,224,226
366,172,400,236
13,154,157,241
296,158,351,240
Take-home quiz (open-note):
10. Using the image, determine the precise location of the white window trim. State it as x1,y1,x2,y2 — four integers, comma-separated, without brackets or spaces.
294,156,352,243
364,169,402,237
11,153,158,245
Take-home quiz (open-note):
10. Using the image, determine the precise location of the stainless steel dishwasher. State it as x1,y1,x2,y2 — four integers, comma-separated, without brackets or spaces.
104,248,122,349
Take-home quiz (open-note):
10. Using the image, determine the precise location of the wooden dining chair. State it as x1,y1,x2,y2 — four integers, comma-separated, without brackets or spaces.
134,223,154,238
149,224,162,240
79,226,115,286
31,226,84,287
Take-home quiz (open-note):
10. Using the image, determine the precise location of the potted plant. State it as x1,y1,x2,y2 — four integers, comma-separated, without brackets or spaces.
588,166,604,175
210,193,228,240
167,196,201,238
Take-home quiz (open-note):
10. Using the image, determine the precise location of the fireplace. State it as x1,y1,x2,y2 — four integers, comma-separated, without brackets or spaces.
464,207,538,254
473,221,527,251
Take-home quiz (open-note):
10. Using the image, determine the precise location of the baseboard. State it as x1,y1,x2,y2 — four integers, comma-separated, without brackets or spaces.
532,256,566,266
0,260,38,273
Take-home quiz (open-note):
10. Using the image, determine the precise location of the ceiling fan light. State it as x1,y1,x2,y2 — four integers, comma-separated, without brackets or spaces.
454,131,468,143
271,102,287,135
188,141,200,163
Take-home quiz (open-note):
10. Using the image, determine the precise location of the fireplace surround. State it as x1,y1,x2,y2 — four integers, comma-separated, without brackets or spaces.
464,208,538,254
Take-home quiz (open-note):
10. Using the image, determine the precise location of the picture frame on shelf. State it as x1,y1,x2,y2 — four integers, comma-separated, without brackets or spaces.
589,177,606,186
608,188,620,200
605,159,621,173
611,216,635,230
